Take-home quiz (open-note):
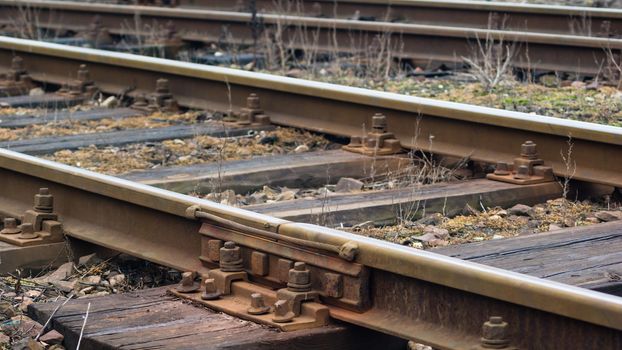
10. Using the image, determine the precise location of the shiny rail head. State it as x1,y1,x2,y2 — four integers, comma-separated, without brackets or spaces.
0,36,620,147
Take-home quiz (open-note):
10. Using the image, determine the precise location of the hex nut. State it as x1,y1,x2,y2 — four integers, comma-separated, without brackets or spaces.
481,316,510,349
287,262,312,292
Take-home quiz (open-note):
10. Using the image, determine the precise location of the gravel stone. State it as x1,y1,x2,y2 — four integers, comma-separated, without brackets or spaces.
508,204,534,217
335,177,364,193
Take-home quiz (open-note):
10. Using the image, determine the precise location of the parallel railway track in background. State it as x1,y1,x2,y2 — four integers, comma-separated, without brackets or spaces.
167,0,622,36
0,36,621,348
2,1,622,75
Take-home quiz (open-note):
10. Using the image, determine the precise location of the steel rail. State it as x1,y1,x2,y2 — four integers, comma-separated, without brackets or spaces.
179,0,622,37
1,36,620,188
1,1,622,74
0,149,622,348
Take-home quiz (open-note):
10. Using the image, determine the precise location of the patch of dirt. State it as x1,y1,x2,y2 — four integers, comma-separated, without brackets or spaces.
45,127,332,174
0,107,39,116
346,197,622,249
0,108,202,142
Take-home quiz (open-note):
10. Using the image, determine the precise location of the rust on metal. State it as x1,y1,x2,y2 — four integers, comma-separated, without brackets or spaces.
247,292,270,315
0,37,619,188
200,277,221,300
0,187,64,246
170,0,622,37
487,140,555,185
171,274,329,331
0,147,620,347
132,78,180,112
55,64,98,99
237,93,271,126
175,271,200,293
343,113,403,155
479,316,511,350
2,1,622,74
0,56,34,96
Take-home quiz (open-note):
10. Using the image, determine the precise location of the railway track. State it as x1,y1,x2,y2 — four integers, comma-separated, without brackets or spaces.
0,36,621,348
157,0,622,37
2,0,622,75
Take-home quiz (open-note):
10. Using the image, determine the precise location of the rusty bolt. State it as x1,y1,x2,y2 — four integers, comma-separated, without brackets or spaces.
1,218,21,235
34,188,53,213
175,271,200,293
18,223,38,240
287,262,312,292
201,278,221,300
272,300,295,323
513,165,530,180
247,293,270,315
220,241,244,272
77,65,90,82
494,161,511,176
247,93,261,110
11,56,23,71
371,113,387,133
520,141,538,160
338,241,359,261
156,78,170,94
481,316,510,349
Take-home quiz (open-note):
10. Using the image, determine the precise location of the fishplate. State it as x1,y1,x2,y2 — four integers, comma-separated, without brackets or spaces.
173,206,368,331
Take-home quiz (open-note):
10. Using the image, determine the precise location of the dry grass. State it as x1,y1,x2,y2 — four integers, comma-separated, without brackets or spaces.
349,198,620,248
46,127,331,174
0,110,202,142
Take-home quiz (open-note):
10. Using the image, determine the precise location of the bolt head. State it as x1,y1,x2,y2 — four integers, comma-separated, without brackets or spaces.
494,162,511,176
18,223,38,240
482,316,509,346
34,188,53,213
247,93,260,109
272,299,295,323
513,165,531,180
371,113,387,132
200,278,221,300
156,78,170,92
288,262,311,291
520,140,538,159
20,223,33,234
339,241,359,261
11,56,23,70
3,218,16,228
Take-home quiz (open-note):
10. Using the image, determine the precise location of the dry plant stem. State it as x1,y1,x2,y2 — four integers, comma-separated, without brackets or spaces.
76,302,91,350
559,135,577,200
35,293,74,341
462,15,516,91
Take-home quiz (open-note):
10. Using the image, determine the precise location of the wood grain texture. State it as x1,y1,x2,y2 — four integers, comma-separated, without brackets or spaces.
2,124,272,155
29,286,406,350
0,93,83,108
433,220,622,294
249,179,562,226
0,108,143,128
122,150,408,194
